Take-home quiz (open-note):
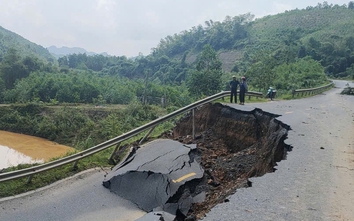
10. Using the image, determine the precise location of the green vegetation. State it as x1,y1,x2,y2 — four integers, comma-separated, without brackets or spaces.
0,103,175,197
187,45,223,97
246,3,354,79
0,103,167,147
2,3,354,104
4,3,349,104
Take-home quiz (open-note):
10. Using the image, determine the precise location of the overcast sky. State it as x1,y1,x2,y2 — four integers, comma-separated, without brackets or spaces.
0,0,350,57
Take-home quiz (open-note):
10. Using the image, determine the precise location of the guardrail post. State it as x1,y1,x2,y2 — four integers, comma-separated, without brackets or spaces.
292,89,295,98
27,174,34,184
192,108,195,139
109,143,121,164
139,126,156,145
73,160,79,169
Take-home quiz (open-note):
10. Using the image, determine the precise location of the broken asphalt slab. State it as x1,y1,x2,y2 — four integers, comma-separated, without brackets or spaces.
103,139,205,220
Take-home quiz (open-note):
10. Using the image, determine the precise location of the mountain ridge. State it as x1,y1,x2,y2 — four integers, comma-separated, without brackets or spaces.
0,25,54,62
47,46,109,58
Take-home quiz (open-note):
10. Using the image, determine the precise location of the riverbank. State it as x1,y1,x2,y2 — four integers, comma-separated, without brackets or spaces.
0,130,74,169
0,102,170,197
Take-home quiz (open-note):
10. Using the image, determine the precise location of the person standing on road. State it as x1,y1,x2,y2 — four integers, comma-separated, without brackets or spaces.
229,76,239,103
239,76,248,105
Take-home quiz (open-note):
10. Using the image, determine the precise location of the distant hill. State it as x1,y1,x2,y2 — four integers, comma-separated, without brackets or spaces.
151,3,354,77
47,46,109,58
0,26,55,62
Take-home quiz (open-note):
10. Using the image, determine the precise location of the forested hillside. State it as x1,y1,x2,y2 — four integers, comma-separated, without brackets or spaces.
246,2,354,78
151,2,354,78
53,2,354,81
1,2,352,106
0,26,55,62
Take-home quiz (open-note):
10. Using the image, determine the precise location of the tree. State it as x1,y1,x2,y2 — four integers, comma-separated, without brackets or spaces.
346,36,354,51
245,51,277,91
349,1,354,9
0,48,29,89
23,55,42,73
188,45,222,98
58,56,69,67
298,45,307,58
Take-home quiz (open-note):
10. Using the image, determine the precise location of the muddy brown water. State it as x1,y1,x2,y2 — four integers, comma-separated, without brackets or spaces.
0,130,75,169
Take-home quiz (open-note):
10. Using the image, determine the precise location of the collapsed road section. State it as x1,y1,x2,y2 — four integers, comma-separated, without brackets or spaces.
103,103,291,221
103,139,206,220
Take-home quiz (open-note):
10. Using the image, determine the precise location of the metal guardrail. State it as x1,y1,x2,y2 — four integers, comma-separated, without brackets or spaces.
0,90,263,183
292,82,334,98
292,81,334,98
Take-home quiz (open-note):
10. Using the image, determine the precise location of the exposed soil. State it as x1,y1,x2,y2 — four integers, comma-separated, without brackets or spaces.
159,103,291,220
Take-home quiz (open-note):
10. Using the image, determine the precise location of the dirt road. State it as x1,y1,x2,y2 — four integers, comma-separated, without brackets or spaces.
202,80,354,221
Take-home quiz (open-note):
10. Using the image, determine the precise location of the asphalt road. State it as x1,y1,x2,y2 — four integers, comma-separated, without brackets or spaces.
202,80,354,221
0,80,353,221
0,168,146,221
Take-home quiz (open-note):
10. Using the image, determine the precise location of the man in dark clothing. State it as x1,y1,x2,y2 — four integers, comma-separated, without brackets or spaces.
229,76,239,103
239,76,248,105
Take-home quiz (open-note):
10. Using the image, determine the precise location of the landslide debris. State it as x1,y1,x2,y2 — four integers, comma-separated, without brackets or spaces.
160,103,291,220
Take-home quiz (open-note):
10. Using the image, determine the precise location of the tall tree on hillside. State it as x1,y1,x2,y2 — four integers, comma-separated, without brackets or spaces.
246,51,277,91
187,45,222,98
58,56,69,67
22,55,42,72
349,1,354,9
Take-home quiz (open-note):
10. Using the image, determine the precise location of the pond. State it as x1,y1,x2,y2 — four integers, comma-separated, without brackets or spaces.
0,130,75,170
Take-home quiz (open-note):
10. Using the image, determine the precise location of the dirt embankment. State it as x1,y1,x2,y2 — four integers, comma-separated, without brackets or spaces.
162,103,291,220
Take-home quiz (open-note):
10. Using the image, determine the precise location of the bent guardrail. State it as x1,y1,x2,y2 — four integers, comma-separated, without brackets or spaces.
0,90,263,183
292,82,334,98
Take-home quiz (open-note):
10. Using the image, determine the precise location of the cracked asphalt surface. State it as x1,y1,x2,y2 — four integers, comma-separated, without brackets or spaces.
0,80,353,221
202,80,354,221
103,139,204,217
